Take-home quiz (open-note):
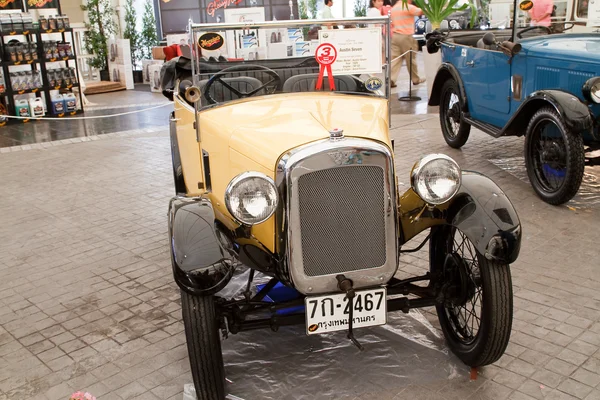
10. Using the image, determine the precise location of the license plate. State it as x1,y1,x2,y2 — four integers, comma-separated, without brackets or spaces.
305,287,387,335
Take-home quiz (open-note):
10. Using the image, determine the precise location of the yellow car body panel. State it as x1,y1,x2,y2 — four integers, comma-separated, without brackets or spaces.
173,99,204,197
175,92,391,253
200,92,391,170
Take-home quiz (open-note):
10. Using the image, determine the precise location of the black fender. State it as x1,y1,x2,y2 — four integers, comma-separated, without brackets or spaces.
444,172,521,263
168,197,236,296
402,171,521,265
427,63,468,110
503,90,596,139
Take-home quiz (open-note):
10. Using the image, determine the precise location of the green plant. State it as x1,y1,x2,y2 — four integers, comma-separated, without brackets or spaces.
81,0,118,71
354,0,367,16
299,0,309,18
405,0,477,29
123,0,140,68
140,0,158,60
308,0,318,18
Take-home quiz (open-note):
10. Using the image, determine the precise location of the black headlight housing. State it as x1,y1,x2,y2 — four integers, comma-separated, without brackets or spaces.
582,77,600,104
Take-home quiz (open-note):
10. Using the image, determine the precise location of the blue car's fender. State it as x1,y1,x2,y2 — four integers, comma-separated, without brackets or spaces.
503,90,596,139
428,63,468,111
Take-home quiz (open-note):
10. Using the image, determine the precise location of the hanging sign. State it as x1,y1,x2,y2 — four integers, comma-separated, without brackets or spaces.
315,43,337,91
519,0,534,10
198,32,224,50
318,28,382,75
207,0,243,17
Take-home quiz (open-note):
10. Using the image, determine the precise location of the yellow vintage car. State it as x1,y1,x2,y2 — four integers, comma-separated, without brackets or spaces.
162,17,522,400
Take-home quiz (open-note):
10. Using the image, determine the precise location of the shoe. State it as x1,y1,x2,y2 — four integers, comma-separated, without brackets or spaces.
412,78,426,85
391,82,397,88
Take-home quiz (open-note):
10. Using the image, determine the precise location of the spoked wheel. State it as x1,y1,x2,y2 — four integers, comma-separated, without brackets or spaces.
181,291,226,400
430,226,513,367
525,107,585,205
439,79,471,148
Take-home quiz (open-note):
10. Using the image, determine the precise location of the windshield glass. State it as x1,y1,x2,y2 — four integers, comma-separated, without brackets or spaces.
189,17,391,109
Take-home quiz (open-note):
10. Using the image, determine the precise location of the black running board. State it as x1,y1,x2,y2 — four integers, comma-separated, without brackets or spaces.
463,116,503,138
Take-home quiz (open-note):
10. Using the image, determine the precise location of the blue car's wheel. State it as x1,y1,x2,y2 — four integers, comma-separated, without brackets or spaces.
440,79,471,148
525,107,585,205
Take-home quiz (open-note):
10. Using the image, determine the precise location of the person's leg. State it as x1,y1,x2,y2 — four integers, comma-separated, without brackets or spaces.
390,33,404,87
408,37,425,85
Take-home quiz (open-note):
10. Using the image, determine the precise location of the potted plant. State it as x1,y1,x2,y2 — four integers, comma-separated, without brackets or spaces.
81,0,119,81
123,0,142,83
354,0,367,16
140,0,158,61
405,0,476,97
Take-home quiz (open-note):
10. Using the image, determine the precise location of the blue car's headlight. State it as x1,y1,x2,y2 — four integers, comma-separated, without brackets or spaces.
583,77,600,103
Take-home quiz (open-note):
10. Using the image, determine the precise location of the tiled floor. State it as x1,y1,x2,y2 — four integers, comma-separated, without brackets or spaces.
1,70,600,400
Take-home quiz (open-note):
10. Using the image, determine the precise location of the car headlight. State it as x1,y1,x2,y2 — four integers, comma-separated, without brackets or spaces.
417,20,426,29
583,77,600,103
225,172,278,225
410,154,462,205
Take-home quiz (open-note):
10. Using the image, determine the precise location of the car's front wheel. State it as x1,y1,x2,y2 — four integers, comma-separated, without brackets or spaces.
430,226,513,367
181,291,226,400
439,79,471,149
524,107,585,205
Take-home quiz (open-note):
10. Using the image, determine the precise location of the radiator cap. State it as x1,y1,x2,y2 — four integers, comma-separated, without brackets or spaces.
329,128,344,141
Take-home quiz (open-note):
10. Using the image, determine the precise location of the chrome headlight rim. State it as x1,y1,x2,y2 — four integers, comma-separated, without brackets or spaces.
582,77,600,103
224,171,278,226
410,153,462,205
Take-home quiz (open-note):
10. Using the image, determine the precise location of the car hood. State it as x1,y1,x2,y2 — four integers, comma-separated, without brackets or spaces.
199,92,390,170
520,34,600,64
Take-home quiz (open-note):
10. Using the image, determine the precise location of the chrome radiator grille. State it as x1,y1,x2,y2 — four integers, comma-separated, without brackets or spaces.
297,165,387,277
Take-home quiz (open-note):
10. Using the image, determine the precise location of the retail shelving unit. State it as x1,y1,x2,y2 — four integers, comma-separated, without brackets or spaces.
0,18,84,125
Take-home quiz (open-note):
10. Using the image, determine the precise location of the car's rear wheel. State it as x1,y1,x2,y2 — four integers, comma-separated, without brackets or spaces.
181,291,226,400
525,107,585,205
430,226,513,367
439,79,471,149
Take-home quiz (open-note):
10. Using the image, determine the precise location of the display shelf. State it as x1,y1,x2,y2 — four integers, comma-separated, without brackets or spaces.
3,59,42,66
0,29,38,37
39,28,73,35
48,82,79,91
6,87,45,95
0,11,83,123
43,56,76,63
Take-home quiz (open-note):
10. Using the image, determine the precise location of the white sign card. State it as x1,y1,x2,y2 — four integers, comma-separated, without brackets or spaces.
318,28,382,75
224,7,266,59
588,0,600,27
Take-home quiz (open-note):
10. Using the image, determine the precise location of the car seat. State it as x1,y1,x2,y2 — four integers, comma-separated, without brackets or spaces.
198,76,265,104
282,73,359,93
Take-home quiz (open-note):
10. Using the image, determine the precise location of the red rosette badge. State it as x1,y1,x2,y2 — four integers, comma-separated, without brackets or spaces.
315,43,337,91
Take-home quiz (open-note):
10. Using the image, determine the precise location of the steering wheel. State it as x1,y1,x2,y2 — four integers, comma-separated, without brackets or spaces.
517,25,552,39
203,65,281,105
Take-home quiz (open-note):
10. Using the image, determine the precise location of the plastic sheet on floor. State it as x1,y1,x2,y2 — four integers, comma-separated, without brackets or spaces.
489,157,600,208
183,269,466,400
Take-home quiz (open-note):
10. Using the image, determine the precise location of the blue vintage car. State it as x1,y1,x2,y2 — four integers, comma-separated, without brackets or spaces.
427,22,600,205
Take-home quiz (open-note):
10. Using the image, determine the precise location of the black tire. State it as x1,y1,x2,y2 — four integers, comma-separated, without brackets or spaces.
524,107,585,205
430,226,513,367
439,79,471,149
181,291,225,400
